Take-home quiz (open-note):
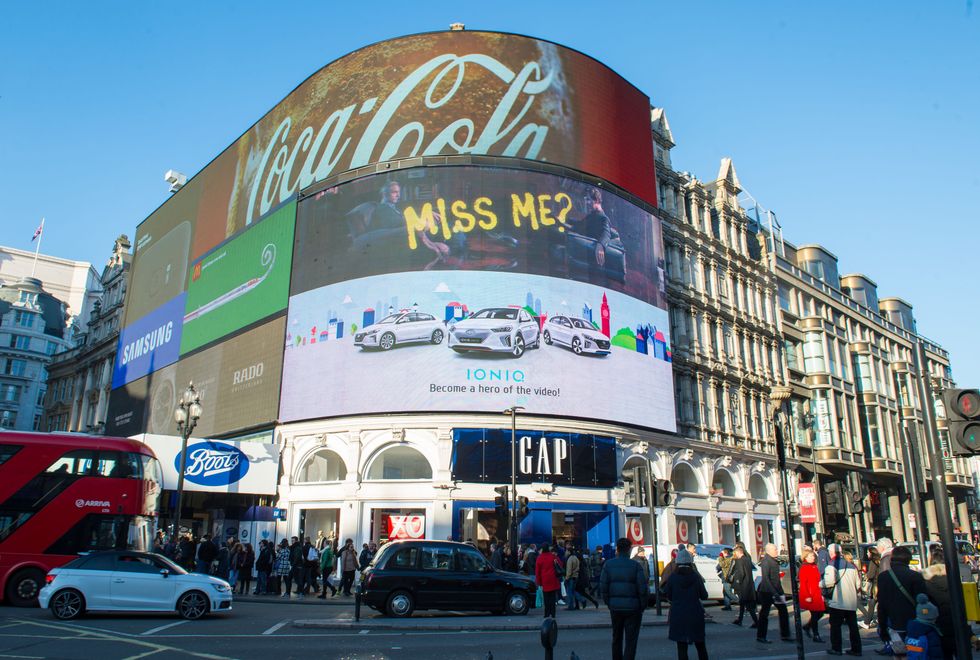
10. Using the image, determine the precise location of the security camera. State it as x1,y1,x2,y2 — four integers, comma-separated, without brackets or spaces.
164,169,187,193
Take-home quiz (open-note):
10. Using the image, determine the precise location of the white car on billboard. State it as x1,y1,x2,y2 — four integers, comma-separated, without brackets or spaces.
542,315,611,356
448,307,540,358
354,312,445,350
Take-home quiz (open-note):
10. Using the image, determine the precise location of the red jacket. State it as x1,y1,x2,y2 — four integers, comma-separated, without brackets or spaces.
798,562,825,611
535,551,563,592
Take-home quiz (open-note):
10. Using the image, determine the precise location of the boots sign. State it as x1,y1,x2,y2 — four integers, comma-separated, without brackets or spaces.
451,428,618,487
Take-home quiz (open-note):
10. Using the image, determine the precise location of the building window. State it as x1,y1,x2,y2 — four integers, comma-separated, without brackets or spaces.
717,268,728,299
0,411,16,429
804,259,826,282
46,341,58,355
812,390,833,447
9,335,30,350
14,311,34,328
803,333,826,374
748,474,771,500
32,414,41,431
297,449,348,483
827,340,839,378
671,463,701,494
0,385,20,403
17,291,38,305
861,406,882,458
784,339,801,372
36,388,46,406
3,359,27,377
365,445,432,481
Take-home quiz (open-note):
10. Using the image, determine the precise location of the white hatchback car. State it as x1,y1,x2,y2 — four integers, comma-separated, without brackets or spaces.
354,312,445,351
542,315,611,356
448,307,540,357
39,551,232,620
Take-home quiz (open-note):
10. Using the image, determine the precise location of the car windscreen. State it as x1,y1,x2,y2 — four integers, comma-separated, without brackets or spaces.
471,309,517,320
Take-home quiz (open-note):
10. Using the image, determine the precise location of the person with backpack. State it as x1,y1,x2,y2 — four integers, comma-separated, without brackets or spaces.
904,594,944,659
663,547,709,660
564,547,586,610
922,546,973,658
877,545,928,657
318,540,337,598
535,543,564,619
823,545,862,656
576,549,600,608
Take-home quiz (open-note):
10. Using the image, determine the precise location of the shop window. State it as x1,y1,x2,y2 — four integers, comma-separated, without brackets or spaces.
748,474,771,501
365,445,432,480
297,449,348,483
670,463,701,494
710,470,737,497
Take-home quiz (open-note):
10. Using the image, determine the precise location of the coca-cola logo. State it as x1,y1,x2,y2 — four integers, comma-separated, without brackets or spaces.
175,441,250,487
243,53,557,225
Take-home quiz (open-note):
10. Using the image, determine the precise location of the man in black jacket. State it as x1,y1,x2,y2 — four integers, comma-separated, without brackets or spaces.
195,534,217,574
599,537,648,660
876,545,927,655
756,543,793,644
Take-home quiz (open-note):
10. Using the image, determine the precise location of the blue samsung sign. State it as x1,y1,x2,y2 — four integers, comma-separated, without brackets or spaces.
175,441,250,487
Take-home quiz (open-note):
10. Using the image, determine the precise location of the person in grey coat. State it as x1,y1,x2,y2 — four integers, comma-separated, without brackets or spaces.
663,547,709,660
600,538,648,660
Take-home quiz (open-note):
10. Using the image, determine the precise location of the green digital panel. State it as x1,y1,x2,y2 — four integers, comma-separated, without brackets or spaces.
180,201,295,355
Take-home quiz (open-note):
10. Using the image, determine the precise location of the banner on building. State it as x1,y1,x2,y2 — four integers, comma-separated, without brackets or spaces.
626,518,643,545
797,482,818,524
387,515,425,540
140,431,280,494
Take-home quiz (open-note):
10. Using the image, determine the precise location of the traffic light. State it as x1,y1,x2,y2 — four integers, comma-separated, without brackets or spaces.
655,479,672,507
493,485,509,518
850,490,864,515
943,388,980,456
517,496,529,522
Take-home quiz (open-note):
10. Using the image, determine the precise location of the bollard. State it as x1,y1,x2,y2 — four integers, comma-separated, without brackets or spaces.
540,618,558,660
354,586,362,622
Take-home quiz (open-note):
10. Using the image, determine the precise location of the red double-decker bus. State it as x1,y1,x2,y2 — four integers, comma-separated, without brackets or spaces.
0,431,161,606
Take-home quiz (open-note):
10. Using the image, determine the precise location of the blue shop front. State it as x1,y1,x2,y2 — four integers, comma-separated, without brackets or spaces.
450,428,621,553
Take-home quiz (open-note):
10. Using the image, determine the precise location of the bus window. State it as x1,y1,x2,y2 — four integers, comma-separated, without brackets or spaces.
0,445,21,465
46,450,94,475
95,451,140,478
45,514,131,555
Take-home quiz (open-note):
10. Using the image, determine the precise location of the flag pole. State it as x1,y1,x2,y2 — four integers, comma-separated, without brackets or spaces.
31,218,44,277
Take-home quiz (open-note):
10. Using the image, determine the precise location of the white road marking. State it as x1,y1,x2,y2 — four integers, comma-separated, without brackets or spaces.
261,620,290,635
359,629,370,634
140,621,189,636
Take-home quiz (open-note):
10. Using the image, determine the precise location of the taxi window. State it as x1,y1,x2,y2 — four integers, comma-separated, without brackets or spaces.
458,547,488,572
387,547,419,570
421,546,454,571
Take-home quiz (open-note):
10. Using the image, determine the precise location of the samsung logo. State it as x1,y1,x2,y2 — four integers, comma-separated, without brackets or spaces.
232,362,264,385
120,321,174,365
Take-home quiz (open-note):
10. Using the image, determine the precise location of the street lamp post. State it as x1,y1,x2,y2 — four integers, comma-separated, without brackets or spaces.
504,406,525,562
801,411,824,544
172,382,202,541
770,386,806,660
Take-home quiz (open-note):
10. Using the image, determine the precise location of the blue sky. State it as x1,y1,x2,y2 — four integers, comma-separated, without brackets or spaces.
2,1,978,384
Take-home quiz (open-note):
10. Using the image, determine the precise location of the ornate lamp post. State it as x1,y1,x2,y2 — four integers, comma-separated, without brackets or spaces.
770,386,806,660
171,382,202,541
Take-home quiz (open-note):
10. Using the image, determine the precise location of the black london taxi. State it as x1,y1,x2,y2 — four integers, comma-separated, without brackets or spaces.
359,540,536,617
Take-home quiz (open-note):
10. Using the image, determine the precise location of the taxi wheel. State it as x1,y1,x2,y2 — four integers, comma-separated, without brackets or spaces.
386,590,415,618
504,590,530,616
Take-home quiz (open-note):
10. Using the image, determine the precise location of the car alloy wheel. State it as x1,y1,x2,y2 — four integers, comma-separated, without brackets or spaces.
504,590,529,615
51,589,84,620
177,591,209,620
386,590,415,618
379,332,396,351
431,329,444,344
572,337,583,354
543,330,552,345
512,335,525,357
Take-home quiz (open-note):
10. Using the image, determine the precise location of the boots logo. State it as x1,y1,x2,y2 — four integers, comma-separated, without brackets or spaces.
176,441,250,486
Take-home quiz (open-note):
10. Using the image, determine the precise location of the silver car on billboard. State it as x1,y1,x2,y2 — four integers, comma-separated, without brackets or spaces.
354,312,445,351
542,315,611,356
448,307,540,358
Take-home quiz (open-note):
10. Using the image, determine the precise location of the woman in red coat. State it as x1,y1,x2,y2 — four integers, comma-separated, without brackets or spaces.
535,543,563,619
798,549,826,642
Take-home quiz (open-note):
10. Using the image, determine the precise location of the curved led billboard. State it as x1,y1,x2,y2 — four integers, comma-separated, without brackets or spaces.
128,30,657,325
280,166,675,432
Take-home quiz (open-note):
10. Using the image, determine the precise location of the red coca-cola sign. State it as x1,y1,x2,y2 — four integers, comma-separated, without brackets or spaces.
386,514,426,540
135,31,658,263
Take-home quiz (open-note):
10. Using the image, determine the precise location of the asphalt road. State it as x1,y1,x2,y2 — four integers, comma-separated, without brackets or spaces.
0,600,895,660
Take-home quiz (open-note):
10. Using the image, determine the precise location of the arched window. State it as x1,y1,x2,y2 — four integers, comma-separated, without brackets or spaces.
749,473,771,500
297,449,347,483
365,445,432,480
671,463,701,494
711,470,737,497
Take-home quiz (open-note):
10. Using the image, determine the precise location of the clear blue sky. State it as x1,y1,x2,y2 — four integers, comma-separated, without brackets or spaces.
2,1,978,384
